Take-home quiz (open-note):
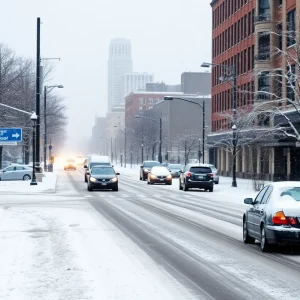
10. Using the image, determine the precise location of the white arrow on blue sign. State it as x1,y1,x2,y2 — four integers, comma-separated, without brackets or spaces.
0,128,22,142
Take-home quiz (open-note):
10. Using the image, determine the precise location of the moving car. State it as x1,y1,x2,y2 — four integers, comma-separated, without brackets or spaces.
200,163,219,184
0,164,32,181
243,182,300,252
87,166,120,191
140,160,161,181
179,164,214,192
168,163,183,178
84,155,112,182
147,166,172,185
64,159,76,170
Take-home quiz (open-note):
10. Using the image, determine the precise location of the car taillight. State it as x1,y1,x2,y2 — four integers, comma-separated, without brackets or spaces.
272,211,298,225
186,172,191,177
209,173,214,179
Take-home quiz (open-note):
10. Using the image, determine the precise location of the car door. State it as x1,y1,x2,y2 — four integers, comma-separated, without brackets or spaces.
252,186,273,237
2,166,16,180
15,166,26,180
252,185,272,238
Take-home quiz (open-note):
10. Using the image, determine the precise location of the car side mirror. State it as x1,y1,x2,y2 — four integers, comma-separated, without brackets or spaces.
244,198,254,205
112,165,114,168
140,165,143,168
84,165,88,169
116,172,120,175
179,170,183,173
2,170,5,173
86,172,90,175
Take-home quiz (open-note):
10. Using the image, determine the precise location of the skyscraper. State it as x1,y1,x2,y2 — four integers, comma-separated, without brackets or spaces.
108,39,132,112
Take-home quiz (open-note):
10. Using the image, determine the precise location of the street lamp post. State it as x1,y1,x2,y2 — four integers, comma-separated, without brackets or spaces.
135,115,162,163
43,85,63,171
201,62,237,187
30,112,38,186
130,150,133,169
115,138,117,165
164,96,206,164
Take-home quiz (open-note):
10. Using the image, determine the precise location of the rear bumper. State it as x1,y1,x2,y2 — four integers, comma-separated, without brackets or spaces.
89,181,118,189
186,180,213,189
64,165,76,169
266,225,300,245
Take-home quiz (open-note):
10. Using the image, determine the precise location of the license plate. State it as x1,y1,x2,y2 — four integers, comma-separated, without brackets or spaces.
198,175,204,179
160,179,164,181
101,183,107,186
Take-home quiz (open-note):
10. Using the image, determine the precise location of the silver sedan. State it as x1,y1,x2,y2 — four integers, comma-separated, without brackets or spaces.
0,165,33,181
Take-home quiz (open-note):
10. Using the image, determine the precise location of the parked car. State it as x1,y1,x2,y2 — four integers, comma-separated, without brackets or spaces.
200,163,219,184
168,163,183,178
179,164,214,192
2,161,12,169
64,159,76,171
140,161,161,181
84,155,112,182
0,164,32,181
243,182,300,252
87,166,120,191
147,166,172,185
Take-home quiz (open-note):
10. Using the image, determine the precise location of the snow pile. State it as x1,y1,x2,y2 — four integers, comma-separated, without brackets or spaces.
0,172,57,194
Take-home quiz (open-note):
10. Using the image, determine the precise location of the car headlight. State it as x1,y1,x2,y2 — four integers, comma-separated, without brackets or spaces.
150,175,157,179
111,177,118,183
167,174,172,179
144,169,149,173
90,177,97,182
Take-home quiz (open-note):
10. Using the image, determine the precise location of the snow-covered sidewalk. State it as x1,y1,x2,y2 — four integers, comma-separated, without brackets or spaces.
0,172,57,194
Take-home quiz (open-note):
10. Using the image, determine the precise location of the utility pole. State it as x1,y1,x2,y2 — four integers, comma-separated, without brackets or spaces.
36,17,41,172
202,100,205,164
43,86,47,171
158,118,162,163
124,129,127,168
232,65,237,187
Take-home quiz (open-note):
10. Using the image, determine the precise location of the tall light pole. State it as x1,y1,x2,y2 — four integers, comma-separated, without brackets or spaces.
134,115,162,163
201,62,237,187
164,96,206,164
30,112,38,185
36,18,41,172
43,85,63,171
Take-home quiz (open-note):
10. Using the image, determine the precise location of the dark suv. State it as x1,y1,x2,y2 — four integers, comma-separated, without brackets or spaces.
179,164,214,192
140,161,161,180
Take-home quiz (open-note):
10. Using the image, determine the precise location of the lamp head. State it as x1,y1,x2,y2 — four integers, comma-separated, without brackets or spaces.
30,112,38,121
201,62,211,68
57,85,64,88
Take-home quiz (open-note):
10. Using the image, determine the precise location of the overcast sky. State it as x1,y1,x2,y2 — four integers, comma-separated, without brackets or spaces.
0,0,212,150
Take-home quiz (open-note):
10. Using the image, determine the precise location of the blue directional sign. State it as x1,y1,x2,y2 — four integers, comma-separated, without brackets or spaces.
0,128,22,142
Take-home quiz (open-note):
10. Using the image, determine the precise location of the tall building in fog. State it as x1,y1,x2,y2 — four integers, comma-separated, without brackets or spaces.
108,39,133,111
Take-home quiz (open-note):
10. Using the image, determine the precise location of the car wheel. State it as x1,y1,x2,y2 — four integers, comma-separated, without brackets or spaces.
260,225,272,252
179,181,183,190
23,174,31,181
147,180,150,185
209,187,214,192
183,182,189,191
87,184,93,192
85,176,87,183
215,180,219,184
243,218,255,244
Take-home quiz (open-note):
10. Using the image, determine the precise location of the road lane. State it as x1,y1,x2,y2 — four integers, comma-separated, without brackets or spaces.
68,167,300,299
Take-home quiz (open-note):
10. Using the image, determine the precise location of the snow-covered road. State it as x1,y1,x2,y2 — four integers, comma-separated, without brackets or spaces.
0,167,300,299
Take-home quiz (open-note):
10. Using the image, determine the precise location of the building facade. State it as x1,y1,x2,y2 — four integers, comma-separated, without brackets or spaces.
181,72,212,95
108,39,132,112
122,72,154,98
209,0,299,181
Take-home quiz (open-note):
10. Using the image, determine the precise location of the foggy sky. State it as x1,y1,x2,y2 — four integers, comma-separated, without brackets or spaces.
0,0,212,151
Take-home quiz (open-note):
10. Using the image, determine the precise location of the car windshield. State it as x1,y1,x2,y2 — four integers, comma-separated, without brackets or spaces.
91,167,115,175
169,164,182,170
151,166,170,175
279,187,300,201
90,162,110,168
66,159,75,163
144,161,160,168
190,167,212,173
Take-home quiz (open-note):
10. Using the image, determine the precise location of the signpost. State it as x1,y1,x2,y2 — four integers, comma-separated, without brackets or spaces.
0,128,22,145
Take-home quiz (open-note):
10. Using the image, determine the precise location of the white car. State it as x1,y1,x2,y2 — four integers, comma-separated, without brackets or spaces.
0,164,33,181
200,163,219,184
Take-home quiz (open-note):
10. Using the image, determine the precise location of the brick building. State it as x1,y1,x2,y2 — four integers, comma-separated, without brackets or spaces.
209,0,299,181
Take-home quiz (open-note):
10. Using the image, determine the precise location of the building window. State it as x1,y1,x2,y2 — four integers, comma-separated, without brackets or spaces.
258,0,270,21
257,33,270,60
149,98,153,104
277,23,283,50
287,9,296,47
287,65,296,101
257,72,270,100
139,97,143,104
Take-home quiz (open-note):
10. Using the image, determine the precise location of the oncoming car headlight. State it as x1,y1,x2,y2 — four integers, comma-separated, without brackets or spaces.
144,168,149,173
90,177,97,182
111,177,118,183
167,174,172,180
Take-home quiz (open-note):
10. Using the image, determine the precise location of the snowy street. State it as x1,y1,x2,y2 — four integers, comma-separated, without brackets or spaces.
1,167,300,299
